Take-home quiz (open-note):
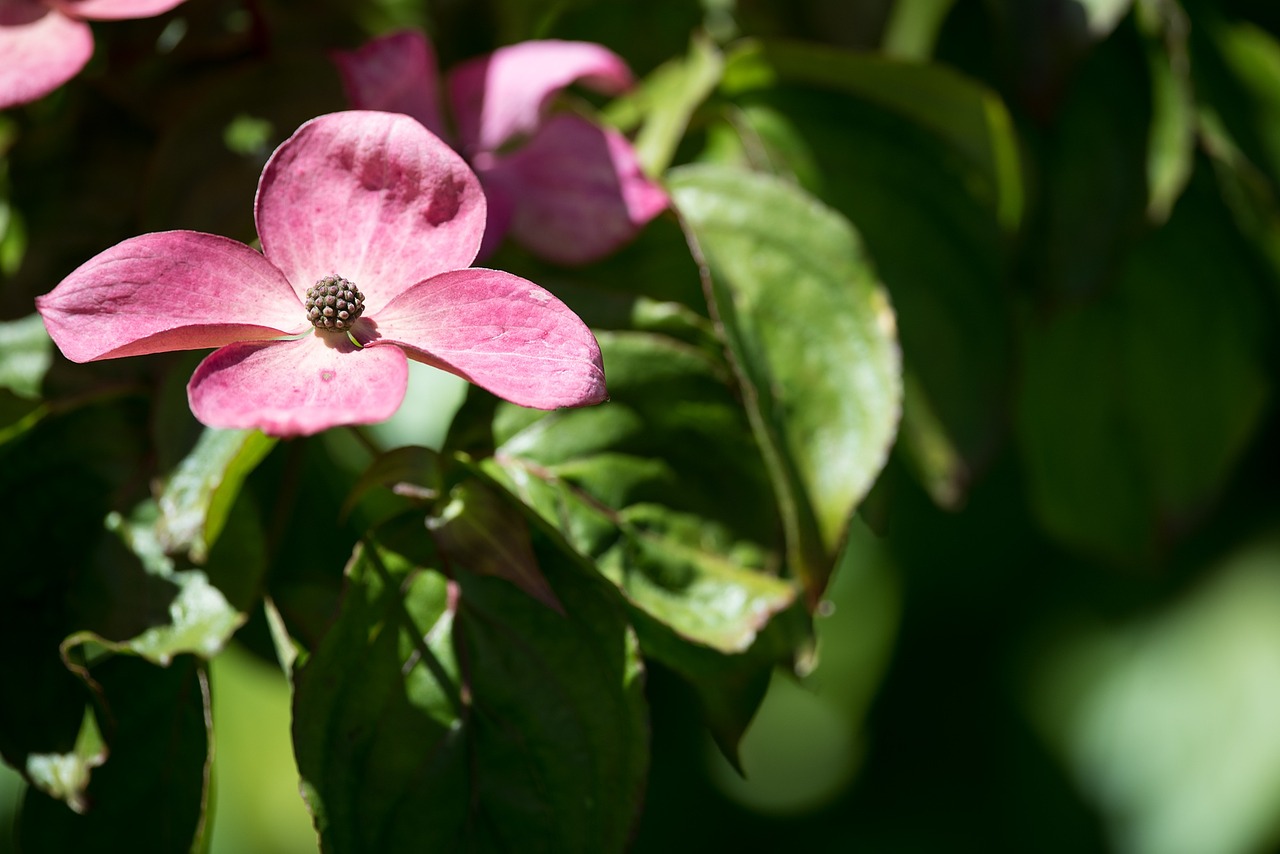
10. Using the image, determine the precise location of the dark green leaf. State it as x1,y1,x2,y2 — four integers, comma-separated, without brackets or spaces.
722,39,1023,229
292,520,647,852
18,656,211,853
1016,168,1270,561
428,478,562,611
0,401,149,775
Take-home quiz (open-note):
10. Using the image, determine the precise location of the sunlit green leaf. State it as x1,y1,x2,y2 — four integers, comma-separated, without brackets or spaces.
608,32,724,175
449,330,805,759
0,313,53,399
1138,0,1195,222
156,427,276,564
670,165,901,600
704,81,1011,508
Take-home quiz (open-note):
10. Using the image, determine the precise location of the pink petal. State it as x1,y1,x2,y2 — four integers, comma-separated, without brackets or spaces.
188,334,409,436
255,111,487,316
448,40,634,154
35,231,306,363
48,0,187,20
0,5,92,110
331,29,447,139
370,268,606,409
480,113,668,265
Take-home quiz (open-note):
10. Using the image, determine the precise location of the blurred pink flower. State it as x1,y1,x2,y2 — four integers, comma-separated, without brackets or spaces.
0,0,186,109
35,111,607,437
334,31,669,266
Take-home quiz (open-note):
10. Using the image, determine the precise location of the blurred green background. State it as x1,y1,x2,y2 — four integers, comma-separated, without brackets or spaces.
5,0,1280,851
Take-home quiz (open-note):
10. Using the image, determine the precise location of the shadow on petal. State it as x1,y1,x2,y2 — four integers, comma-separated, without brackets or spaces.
481,114,668,266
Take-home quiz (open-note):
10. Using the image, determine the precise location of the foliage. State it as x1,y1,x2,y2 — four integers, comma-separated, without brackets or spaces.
3,0,1280,852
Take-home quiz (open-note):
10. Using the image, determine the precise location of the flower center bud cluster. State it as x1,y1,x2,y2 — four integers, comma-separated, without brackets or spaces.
305,275,365,330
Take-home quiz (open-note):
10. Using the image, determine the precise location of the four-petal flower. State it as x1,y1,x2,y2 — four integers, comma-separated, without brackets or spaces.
35,110,607,436
334,31,669,265
0,0,186,109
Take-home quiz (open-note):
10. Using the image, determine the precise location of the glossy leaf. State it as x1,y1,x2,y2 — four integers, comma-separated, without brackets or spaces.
453,330,805,757
705,78,1013,508
670,165,901,601
470,331,796,649
292,522,647,852
156,426,276,564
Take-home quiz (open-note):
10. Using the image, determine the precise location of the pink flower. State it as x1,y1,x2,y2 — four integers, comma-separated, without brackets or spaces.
0,0,186,109
35,110,607,437
333,31,669,266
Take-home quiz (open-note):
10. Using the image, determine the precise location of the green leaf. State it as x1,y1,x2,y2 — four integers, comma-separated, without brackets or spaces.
1016,168,1270,561
669,165,902,600
1193,17,1280,301
0,313,53,399
881,0,958,60
1138,0,1195,222
342,443,445,520
0,400,149,776
469,331,798,649
1025,24,1152,301
451,331,807,758
607,32,724,175
18,656,212,852
155,427,276,564
722,39,1023,229
705,80,1013,508
427,478,562,611
292,522,647,852
1029,534,1280,854
23,709,103,814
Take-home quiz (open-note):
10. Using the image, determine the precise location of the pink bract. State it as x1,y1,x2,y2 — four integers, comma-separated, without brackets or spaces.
35,111,608,437
333,31,668,266
0,0,186,110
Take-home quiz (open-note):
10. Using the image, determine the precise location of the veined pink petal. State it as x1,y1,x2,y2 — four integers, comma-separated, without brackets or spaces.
482,113,668,265
0,5,92,110
255,111,486,316
332,30,447,139
35,231,305,363
448,40,633,154
48,0,186,20
188,334,409,436
371,268,606,409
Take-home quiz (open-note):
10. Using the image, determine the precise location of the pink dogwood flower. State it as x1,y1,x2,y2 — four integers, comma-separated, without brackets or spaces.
0,0,186,110
333,31,668,266
35,110,607,436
